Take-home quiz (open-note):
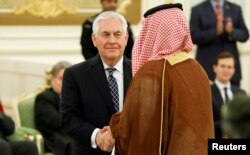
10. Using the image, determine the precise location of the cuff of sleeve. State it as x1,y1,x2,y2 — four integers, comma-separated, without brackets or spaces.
91,128,100,148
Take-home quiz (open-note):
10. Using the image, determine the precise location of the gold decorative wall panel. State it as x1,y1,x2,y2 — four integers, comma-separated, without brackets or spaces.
0,0,141,25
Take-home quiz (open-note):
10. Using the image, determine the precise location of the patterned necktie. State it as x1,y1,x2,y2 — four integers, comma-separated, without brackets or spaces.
215,0,221,17
106,67,119,111
224,87,229,103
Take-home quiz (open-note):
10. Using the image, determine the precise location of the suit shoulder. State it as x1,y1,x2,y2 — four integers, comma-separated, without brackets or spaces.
82,14,98,26
211,83,219,92
36,88,55,100
124,57,131,65
192,1,208,10
231,85,247,95
211,83,216,88
226,1,241,9
67,61,87,72
65,58,96,76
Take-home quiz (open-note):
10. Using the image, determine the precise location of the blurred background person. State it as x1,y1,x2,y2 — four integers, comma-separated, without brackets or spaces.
0,99,39,155
211,52,246,139
80,0,134,60
35,61,72,155
221,95,250,138
190,0,249,87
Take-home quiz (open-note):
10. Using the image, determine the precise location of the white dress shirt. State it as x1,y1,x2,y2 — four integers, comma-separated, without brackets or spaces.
210,0,225,16
91,57,124,149
214,79,233,103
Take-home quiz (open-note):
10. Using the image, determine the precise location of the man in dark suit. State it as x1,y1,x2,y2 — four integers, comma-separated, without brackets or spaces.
190,0,249,86
0,100,39,155
61,11,132,155
211,52,246,139
35,61,72,155
80,0,134,60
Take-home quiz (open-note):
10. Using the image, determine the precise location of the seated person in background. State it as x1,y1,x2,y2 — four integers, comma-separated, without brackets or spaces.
211,52,246,139
35,61,72,155
0,100,38,155
221,95,250,138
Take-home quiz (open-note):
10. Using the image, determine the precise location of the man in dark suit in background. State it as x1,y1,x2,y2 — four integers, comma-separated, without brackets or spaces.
0,100,39,155
211,52,246,139
190,0,249,86
61,11,132,155
80,0,134,60
35,61,72,155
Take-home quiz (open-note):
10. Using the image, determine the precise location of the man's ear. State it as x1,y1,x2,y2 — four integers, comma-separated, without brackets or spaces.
213,65,217,73
92,33,97,47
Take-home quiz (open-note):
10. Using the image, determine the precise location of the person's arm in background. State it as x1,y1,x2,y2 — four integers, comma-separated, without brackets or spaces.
35,93,60,130
225,6,249,42
190,7,221,45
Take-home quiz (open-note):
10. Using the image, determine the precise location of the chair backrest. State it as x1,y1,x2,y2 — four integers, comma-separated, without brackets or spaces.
12,68,54,155
13,87,46,128
18,93,36,128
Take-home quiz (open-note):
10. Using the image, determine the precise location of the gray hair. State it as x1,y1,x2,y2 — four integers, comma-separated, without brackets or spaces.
51,61,71,78
92,11,128,35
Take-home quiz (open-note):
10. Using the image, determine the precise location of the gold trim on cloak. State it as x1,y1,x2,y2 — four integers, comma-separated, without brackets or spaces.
165,51,190,66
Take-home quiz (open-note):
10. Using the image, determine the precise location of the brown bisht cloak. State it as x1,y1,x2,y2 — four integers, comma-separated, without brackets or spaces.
110,52,214,155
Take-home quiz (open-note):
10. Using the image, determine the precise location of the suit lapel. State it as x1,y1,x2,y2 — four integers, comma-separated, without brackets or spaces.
213,84,224,107
224,1,232,18
89,55,116,114
204,1,217,24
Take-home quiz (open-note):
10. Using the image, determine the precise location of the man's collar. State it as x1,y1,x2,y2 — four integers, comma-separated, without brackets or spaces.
210,0,225,6
215,79,231,90
102,57,124,73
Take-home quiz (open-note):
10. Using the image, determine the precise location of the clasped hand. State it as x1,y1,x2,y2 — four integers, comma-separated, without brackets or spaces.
96,126,115,152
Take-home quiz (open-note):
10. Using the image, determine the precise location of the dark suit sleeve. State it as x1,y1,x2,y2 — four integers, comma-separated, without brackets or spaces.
60,68,96,147
35,93,60,130
190,7,219,45
231,6,249,42
80,20,98,60
0,112,15,136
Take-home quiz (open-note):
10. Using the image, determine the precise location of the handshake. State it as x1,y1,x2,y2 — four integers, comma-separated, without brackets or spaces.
95,126,115,152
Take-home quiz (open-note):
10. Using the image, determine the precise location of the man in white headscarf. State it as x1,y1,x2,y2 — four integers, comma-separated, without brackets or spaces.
110,3,214,155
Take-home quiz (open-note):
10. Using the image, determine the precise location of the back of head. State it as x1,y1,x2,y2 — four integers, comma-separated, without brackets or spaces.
132,3,193,76
51,61,71,79
221,96,250,138
50,61,71,95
